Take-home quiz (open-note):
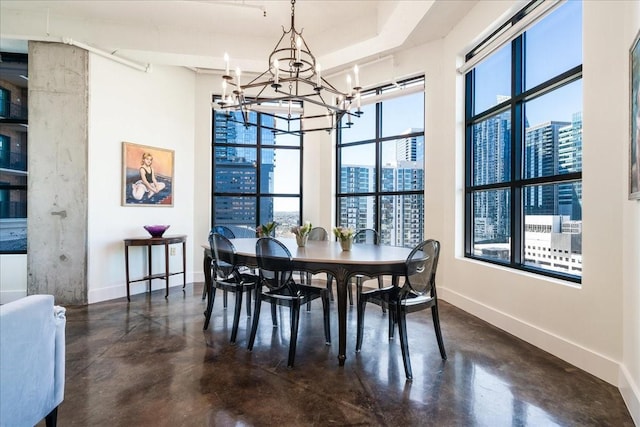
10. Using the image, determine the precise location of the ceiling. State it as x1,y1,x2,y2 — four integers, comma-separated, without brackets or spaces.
0,0,477,78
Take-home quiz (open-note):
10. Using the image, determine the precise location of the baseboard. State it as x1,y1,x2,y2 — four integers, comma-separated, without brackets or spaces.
619,365,640,425
440,287,620,386
88,272,199,304
193,271,204,283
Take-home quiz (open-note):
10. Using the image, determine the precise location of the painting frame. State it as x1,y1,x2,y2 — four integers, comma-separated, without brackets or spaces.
630,29,640,200
122,142,175,207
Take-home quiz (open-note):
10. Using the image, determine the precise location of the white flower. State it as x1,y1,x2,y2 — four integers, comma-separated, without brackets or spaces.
333,226,354,241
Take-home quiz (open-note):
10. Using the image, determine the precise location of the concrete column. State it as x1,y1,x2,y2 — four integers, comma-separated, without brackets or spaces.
27,41,88,304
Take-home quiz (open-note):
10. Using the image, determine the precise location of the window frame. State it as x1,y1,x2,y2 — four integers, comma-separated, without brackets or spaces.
463,1,582,283
211,109,303,235
336,75,425,247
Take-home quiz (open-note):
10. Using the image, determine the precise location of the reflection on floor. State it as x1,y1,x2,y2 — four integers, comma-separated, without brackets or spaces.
51,282,633,426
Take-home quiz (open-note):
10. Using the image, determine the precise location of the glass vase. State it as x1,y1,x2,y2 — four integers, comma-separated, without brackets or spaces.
296,234,308,247
340,238,353,251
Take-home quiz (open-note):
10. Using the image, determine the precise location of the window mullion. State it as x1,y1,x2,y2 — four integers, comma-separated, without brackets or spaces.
511,34,524,266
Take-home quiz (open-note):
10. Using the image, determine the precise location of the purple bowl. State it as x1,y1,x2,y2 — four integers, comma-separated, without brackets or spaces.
144,225,170,238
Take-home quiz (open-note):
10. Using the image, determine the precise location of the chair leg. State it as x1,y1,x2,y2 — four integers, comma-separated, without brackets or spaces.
270,302,278,327
230,290,243,343
396,305,413,380
321,290,331,345
347,278,354,306
355,294,368,352
432,303,447,360
326,274,334,301
355,276,364,306
377,276,387,314
288,300,301,368
45,406,58,427
202,257,211,300
247,296,262,351
245,287,252,317
223,290,228,309
203,287,217,330
388,299,395,339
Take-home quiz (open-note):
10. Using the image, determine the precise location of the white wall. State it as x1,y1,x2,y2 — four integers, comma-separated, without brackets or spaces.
192,72,215,283
621,0,640,422
87,54,196,303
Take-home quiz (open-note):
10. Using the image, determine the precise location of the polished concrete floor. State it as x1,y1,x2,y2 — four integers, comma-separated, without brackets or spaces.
52,281,633,426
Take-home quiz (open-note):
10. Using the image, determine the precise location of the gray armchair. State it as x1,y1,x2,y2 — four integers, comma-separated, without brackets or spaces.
0,295,66,427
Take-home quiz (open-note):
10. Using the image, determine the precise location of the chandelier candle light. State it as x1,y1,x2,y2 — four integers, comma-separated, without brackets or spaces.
214,0,363,135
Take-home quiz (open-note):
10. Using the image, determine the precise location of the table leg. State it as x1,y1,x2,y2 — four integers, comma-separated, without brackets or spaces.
182,241,187,289
147,244,153,294
334,267,349,366
125,245,131,302
164,241,170,298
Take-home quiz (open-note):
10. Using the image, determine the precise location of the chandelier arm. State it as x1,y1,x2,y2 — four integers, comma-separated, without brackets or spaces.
299,96,346,113
268,30,289,71
253,83,269,99
245,69,272,86
319,78,341,93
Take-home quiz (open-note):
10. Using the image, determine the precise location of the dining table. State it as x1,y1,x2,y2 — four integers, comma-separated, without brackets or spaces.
203,237,414,366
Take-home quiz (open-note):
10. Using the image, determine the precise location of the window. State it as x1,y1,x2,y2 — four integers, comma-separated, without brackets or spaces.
464,1,582,281
0,53,28,253
211,110,302,237
337,76,425,247
0,87,9,118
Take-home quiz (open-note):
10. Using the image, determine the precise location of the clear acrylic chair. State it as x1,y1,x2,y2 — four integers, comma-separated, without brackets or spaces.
302,227,336,302
349,228,385,309
203,232,258,344
202,225,237,299
248,237,331,367
356,239,446,380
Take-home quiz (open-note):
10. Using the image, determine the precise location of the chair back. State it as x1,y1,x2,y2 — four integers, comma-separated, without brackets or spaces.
403,239,440,297
209,232,238,281
353,228,378,245
255,237,297,295
212,225,236,239
308,227,328,241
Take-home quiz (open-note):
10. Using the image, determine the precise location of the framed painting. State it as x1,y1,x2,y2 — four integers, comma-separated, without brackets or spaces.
122,142,174,206
630,29,640,200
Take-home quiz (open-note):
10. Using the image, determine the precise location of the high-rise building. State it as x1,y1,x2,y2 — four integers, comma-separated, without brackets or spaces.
558,112,583,219
524,120,569,215
472,110,511,242
213,111,275,228
472,106,583,272
340,129,424,246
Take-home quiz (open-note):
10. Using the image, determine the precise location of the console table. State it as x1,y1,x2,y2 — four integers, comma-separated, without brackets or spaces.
124,235,187,301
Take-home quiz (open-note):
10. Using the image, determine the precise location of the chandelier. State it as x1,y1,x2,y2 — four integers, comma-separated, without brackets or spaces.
213,0,362,135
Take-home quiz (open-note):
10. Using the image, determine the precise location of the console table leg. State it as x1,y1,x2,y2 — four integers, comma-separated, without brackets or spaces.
164,241,170,298
125,246,131,302
182,241,186,289
148,244,153,294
